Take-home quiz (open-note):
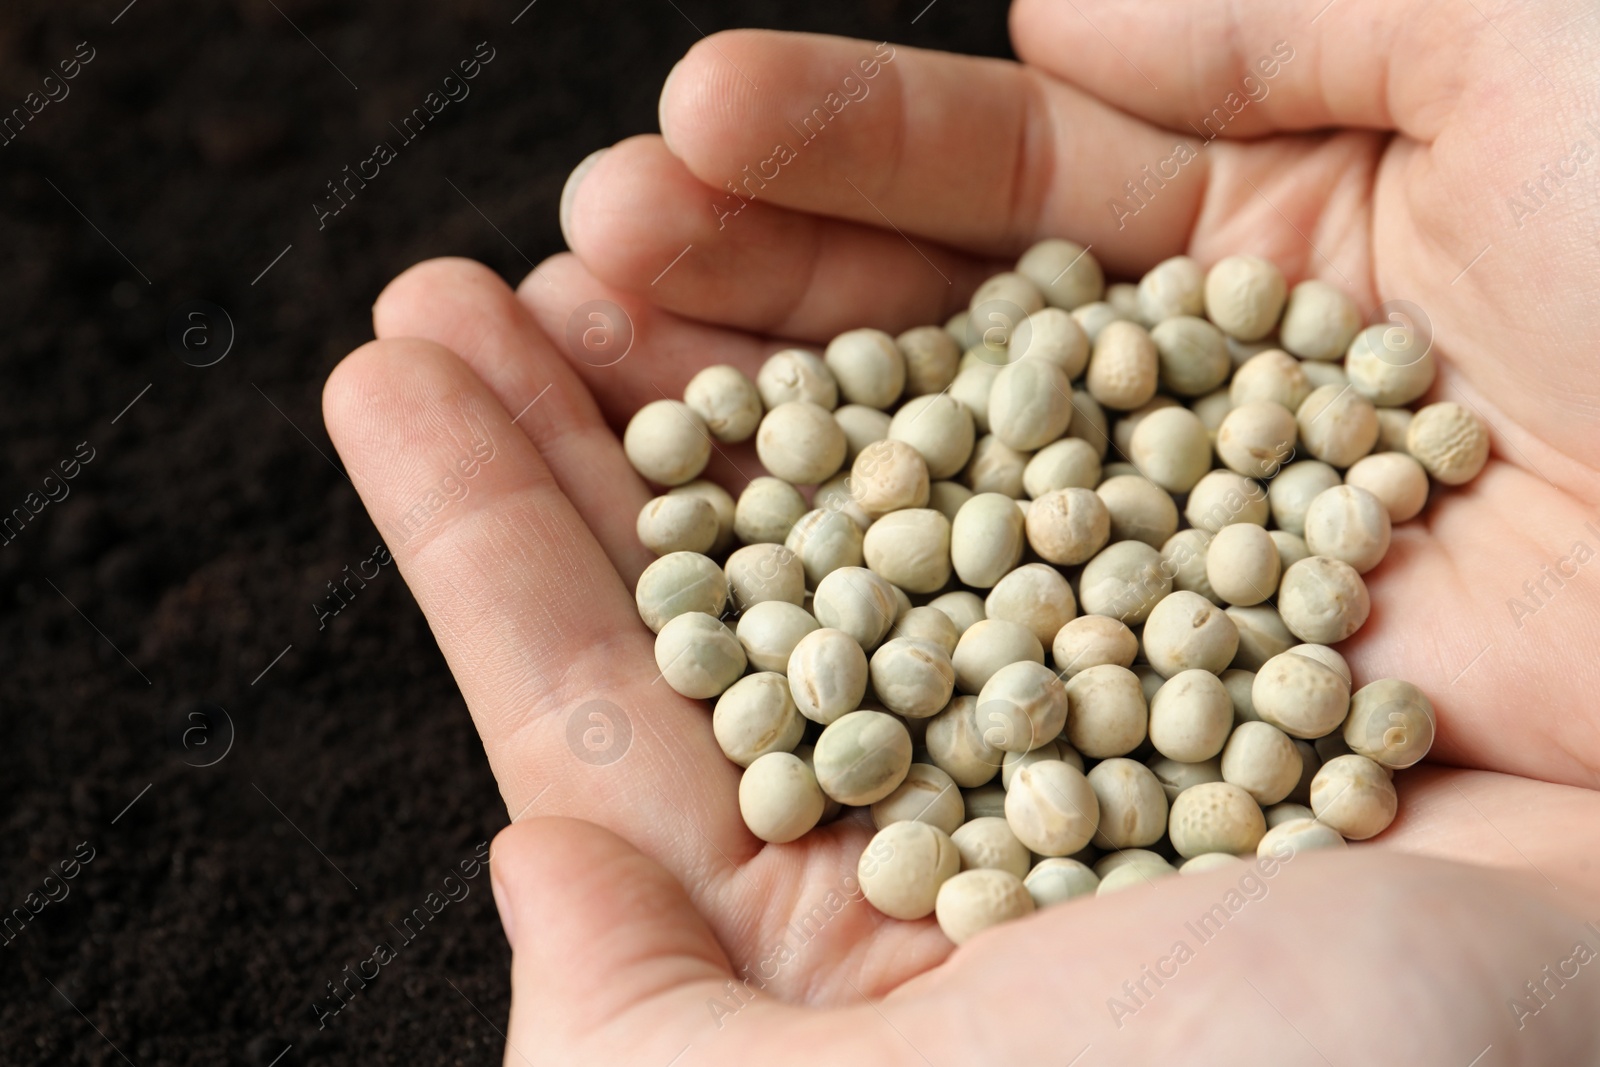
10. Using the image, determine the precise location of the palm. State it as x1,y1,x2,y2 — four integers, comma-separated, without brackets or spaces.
323,0,1600,1060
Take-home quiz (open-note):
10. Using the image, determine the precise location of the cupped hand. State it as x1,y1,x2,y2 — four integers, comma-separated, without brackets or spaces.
322,0,1600,1062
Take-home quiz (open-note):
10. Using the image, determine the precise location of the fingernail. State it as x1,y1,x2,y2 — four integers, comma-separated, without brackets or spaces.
658,59,683,153
559,147,609,251
490,864,516,947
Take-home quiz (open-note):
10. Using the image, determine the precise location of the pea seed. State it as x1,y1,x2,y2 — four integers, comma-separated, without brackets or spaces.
725,543,805,609
1225,604,1296,669
1168,781,1267,858
926,695,1004,787
812,566,899,650
1024,857,1100,907
870,763,965,835
1406,401,1490,485
1252,650,1351,739
684,364,762,442
1179,853,1246,875
1151,315,1231,397
1113,395,1178,460
927,480,976,521
953,619,1045,695
984,563,1077,648
1064,664,1148,758
971,271,1046,337
989,358,1074,450
1310,754,1397,840
1095,849,1170,878
963,434,1031,498
735,476,808,545
813,709,913,805
896,325,961,397
948,364,999,433
1023,438,1103,498
1221,668,1257,724
1297,384,1379,468
1006,760,1099,855
1161,529,1221,604
1096,860,1178,895
824,328,906,409
735,601,818,674
1002,738,1083,787
1271,530,1311,570
1184,469,1270,532
787,627,869,725
714,672,805,767
1203,255,1286,341
1105,281,1144,323
1278,280,1361,361
949,492,1027,587
757,348,837,410
1206,522,1281,607
1128,407,1213,493
863,509,952,594
1087,757,1169,849
1025,488,1111,566
635,551,725,633
1137,256,1206,324
757,401,848,485
1289,642,1351,684
655,612,746,699
1216,400,1297,480
1268,460,1342,535
976,660,1070,754
1147,754,1224,802
1230,348,1312,411
835,404,893,465
888,393,976,479
624,399,712,486
739,752,826,843
1344,323,1436,406
1343,678,1436,769
1277,555,1371,644
1303,484,1392,573
929,590,988,635
1374,406,1413,453
1345,451,1430,523
950,816,1032,877
1087,320,1160,411
1220,721,1302,805
1017,238,1104,310
1302,361,1348,389
636,493,719,555
1014,307,1091,378
1257,817,1346,856
1149,669,1234,762
1142,590,1240,676
860,820,961,920
1052,615,1138,678
1192,387,1235,434
1067,388,1111,457
935,868,1034,945
1264,801,1315,829
870,638,956,719
889,606,961,657
1079,540,1170,623
784,508,865,587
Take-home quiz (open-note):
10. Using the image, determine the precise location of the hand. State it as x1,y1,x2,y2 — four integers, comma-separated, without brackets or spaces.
322,0,1600,1061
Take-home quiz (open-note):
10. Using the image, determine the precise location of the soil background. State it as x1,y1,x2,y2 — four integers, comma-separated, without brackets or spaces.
0,0,1010,1063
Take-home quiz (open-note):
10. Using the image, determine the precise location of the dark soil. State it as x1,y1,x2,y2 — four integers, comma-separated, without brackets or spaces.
0,1,1010,1063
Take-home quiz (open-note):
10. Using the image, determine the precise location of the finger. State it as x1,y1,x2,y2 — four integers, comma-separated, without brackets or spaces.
322,338,748,862
658,31,1199,271
563,135,997,339
372,256,651,579
1008,0,1508,141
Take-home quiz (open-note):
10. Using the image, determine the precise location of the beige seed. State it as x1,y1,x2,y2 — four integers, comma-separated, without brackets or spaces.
870,763,965,835
1345,451,1430,523
1344,678,1436,769
1024,858,1100,907
1087,320,1160,411
1310,754,1397,840
1278,280,1361,361
784,507,865,587
812,566,899,649
989,358,1073,450
1017,238,1105,310
684,364,763,442
1268,460,1343,535
739,752,826,843
1303,484,1392,574
1406,401,1490,485
757,348,838,410
1226,604,1297,670
1278,555,1371,644
870,638,957,719
814,710,913,805
976,660,1070,754
1147,754,1224,802
654,612,746,699
950,816,1031,878
1220,721,1302,805
888,393,977,479
1025,487,1111,565
952,619,1045,695
1078,539,1170,623
734,476,808,545
623,399,712,486
1206,522,1281,607
1151,315,1231,397
1023,438,1102,498
896,325,962,397
1185,470,1270,532
963,434,1031,498
950,492,1028,587
834,404,892,465
1137,256,1206,323
1216,400,1297,480
889,606,961,657
1148,669,1234,762
1168,781,1267,858
1252,650,1351,739
1064,664,1149,758
1203,255,1286,341
859,820,961,920
757,401,848,485
1097,474,1181,547
935,868,1034,945
1052,615,1138,678
1141,590,1240,677
1129,406,1213,493
725,543,805,609
635,551,725,633
925,695,1005,787
636,494,719,555
1344,323,1436,407
713,672,805,767
984,564,1077,649
1296,384,1379,468
1014,307,1091,378
1006,760,1100,856
1087,758,1168,849
787,627,869,725
1257,817,1346,857
824,328,906,409
735,601,819,673
1230,348,1312,411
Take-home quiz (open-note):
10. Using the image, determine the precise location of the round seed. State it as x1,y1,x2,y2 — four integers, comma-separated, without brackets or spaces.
624,399,712,486
1278,556,1371,644
1230,348,1312,411
1310,754,1397,840
1252,650,1351,739
1296,384,1379,468
935,868,1034,945
859,820,961,919
684,364,762,442
813,710,913,805
889,393,977,479
1064,664,1149,758
636,494,719,555
976,660,1070,754
635,551,725,633
1216,400,1297,479
1078,540,1170,623
714,672,805,767
1025,487,1111,565
1406,401,1490,485
1148,669,1234,762
735,601,819,673
757,348,837,410
1185,470,1270,532
1006,760,1099,856
785,508,866,587
925,695,1004,787
951,492,1028,587
1129,406,1213,493
1137,256,1206,323
1017,238,1104,309
863,509,952,594
896,325,961,397
1206,522,1281,606
1142,590,1240,676
1279,280,1361,361
1268,460,1343,535
1168,781,1266,857
1150,315,1231,397
989,358,1074,450
1303,484,1392,573
1087,758,1168,849
734,476,808,545
725,543,805,609
953,619,1045,695
871,638,956,719
1052,615,1138,678
739,752,826,843
825,328,906,409
1345,451,1430,523
1344,323,1436,406
870,763,965,835
1220,721,1302,805
1203,255,1286,341
951,816,1031,878
1024,858,1100,907
1257,817,1346,856
655,612,746,699
1087,320,1160,411
812,566,899,650
1344,678,1436,769
984,563,1077,649
787,627,869,725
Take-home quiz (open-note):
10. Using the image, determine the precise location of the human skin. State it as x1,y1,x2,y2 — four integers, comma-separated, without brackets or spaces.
322,0,1600,1061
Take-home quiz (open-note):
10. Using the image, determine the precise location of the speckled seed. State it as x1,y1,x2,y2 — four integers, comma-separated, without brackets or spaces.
1374,407,1413,453
736,601,819,673
870,763,965,835
925,696,1004,787
963,435,1031,498
1147,755,1224,802
714,672,805,767
870,638,956,719
948,492,1026,588
1265,801,1315,829
1220,721,1302,805
684,364,763,443
1151,315,1231,397
1078,540,1171,623
1087,758,1168,849
757,348,838,410
890,606,961,657
1344,678,1436,769
1087,321,1160,411
948,364,999,434
1231,349,1313,411
739,752,826,843
1257,817,1346,856
1303,485,1391,574
1296,384,1379,468
1206,523,1281,607
976,660,1070,754
929,590,988,635
812,566,899,650
786,627,869,725
1052,615,1139,678
1096,861,1178,895
1279,280,1362,361
862,509,951,595
1002,739,1083,787
1226,605,1296,670
1272,531,1311,570
1179,853,1246,875
1072,301,1125,344
1141,590,1240,677
950,816,1031,878
834,404,892,465
624,399,712,486
813,710,913,805
1168,781,1267,858
1216,401,1297,480
848,439,932,521
756,401,848,485
824,328,906,409
1024,438,1103,498
988,358,1073,451
1025,858,1100,907
636,494,719,555
1310,754,1397,840
935,868,1035,945
1407,402,1490,485
887,393,976,480
1006,760,1099,855
1277,556,1371,644
1064,664,1149,758
953,620,1045,696
781,511,865,593
984,564,1077,649
859,820,961,920
1129,407,1213,493
1185,470,1270,532
635,551,726,632
1268,460,1343,535
725,543,805,609
1017,238,1105,310
735,477,808,545
1252,650,1351,739
897,325,962,398
655,612,746,699
1013,308,1090,378
927,480,976,521
1345,452,1429,524
1204,255,1286,341
1162,529,1221,604
1149,669,1234,762
1137,256,1206,323
1025,488,1111,565
1344,323,1436,406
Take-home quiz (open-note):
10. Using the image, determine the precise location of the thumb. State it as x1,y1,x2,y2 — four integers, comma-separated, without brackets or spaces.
489,817,737,1063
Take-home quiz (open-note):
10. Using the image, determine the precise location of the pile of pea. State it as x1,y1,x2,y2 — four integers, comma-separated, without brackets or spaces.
624,240,1486,945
